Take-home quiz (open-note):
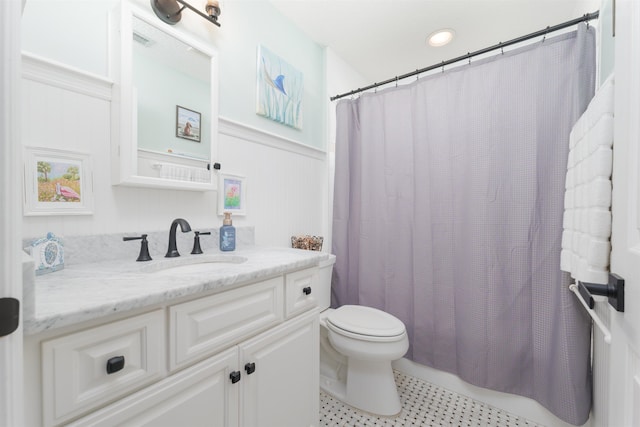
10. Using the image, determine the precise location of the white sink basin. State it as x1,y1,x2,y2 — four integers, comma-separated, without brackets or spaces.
142,255,248,276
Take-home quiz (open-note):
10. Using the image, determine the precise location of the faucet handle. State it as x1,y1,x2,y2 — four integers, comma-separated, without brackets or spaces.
123,234,153,262
191,231,211,255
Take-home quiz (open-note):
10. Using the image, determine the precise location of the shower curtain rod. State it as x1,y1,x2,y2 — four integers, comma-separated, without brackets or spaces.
330,11,599,101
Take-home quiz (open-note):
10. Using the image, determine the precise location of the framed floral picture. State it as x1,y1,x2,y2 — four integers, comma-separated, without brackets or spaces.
218,172,246,216
23,147,93,216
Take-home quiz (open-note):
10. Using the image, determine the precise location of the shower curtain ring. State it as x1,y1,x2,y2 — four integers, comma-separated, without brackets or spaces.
395,76,399,87
499,42,504,55
416,70,420,80
441,61,445,73
468,53,471,64
543,26,549,42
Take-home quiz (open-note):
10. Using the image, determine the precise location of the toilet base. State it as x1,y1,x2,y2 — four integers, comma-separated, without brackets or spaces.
319,306,407,417
320,373,347,400
320,359,402,417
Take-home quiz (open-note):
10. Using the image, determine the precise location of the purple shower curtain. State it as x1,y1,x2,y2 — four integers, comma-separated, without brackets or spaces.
332,26,595,425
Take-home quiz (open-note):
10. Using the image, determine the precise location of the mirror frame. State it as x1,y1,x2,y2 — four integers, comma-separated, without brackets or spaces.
110,1,219,191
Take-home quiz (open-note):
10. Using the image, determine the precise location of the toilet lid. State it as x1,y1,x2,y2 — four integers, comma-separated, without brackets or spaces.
326,305,406,338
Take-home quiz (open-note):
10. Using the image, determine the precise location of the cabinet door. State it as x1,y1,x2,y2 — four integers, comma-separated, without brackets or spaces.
285,267,318,319
68,347,240,427
239,309,319,427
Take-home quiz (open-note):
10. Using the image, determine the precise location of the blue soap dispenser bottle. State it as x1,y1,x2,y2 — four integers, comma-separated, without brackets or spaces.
220,212,236,251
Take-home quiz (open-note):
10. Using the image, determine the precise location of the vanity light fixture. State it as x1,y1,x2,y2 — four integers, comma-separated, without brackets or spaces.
151,0,221,27
427,28,455,47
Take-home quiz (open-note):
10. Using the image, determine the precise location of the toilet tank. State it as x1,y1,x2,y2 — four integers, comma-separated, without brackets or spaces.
317,254,336,311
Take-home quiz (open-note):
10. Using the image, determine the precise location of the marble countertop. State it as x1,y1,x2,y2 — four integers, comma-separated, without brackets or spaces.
25,246,330,335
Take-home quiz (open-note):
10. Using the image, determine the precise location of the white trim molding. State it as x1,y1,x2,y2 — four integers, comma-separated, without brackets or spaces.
1,0,25,425
219,116,326,161
22,52,113,101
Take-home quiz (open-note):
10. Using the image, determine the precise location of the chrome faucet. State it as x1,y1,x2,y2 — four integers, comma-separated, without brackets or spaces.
166,218,192,258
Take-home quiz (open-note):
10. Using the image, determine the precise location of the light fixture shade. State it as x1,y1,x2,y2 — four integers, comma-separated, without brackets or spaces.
428,29,455,47
206,0,221,20
150,0,182,25
150,0,221,27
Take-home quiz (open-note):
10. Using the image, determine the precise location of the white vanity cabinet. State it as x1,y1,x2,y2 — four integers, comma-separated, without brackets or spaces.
67,310,318,427
67,347,240,427
40,310,166,427
28,267,320,427
239,309,319,427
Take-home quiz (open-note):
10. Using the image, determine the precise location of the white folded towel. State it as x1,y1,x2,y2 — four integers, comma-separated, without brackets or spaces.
560,74,614,284
193,168,211,183
158,163,192,181
157,163,211,183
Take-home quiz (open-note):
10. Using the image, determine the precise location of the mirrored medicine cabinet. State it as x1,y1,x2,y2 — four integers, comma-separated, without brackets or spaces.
110,2,219,191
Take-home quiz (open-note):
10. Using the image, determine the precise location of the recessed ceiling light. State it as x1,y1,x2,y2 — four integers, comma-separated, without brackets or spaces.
428,29,455,47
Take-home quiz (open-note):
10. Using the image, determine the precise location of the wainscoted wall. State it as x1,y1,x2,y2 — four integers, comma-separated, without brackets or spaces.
218,118,326,247
21,55,327,249
21,0,326,150
20,0,328,250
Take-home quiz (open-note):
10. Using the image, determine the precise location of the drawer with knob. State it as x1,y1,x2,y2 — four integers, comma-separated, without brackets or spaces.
41,309,165,427
285,267,318,318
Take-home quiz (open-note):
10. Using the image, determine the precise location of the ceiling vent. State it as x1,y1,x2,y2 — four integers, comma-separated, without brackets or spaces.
133,31,156,47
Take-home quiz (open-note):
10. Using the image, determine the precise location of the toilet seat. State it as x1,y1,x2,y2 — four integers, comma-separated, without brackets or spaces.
326,305,406,343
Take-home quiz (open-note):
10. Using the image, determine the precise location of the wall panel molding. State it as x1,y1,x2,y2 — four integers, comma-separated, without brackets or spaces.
21,52,113,100
219,117,326,161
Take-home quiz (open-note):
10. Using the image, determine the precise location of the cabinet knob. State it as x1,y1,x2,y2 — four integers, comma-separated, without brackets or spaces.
106,356,125,374
230,370,241,384
245,362,256,375
303,286,312,295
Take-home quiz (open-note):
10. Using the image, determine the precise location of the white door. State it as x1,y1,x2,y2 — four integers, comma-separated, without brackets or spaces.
0,0,24,426
608,1,640,426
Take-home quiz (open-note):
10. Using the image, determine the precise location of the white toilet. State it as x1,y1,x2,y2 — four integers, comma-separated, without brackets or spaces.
317,256,409,416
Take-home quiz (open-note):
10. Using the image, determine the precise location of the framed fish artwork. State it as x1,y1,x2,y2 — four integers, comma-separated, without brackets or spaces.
23,147,94,216
256,45,304,130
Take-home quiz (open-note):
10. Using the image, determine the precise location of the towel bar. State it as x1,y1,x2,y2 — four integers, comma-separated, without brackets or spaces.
569,284,612,344
152,162,204,170
577,273,624,312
